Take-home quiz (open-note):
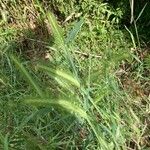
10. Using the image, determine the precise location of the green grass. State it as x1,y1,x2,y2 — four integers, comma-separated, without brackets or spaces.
0,0,150,149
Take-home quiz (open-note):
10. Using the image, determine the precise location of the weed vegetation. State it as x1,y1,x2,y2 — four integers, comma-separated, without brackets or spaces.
0,0,150,149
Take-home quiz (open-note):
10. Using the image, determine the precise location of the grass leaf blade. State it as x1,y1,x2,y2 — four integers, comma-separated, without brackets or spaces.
11,55,43,97
47,12,64,46
65,18,84,44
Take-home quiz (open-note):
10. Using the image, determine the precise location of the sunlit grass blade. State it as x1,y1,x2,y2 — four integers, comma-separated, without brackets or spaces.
0,133,9,150
47,12,64,47
46,12,78,77
135,3,148,22
0,78,6,86
125,25,136,48
37,64,80,88
11,55,43,97
4,134,9,150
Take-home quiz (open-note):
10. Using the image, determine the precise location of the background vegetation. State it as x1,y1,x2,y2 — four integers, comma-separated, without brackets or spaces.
0,0,150,149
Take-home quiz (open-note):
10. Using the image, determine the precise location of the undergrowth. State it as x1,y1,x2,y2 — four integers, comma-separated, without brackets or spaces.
0,0,150,149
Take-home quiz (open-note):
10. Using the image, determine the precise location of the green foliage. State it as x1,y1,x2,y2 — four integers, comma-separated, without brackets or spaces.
11,55,44,97
37,64,80,88
0,0,149,149
65,18,84,44
47,12,65,47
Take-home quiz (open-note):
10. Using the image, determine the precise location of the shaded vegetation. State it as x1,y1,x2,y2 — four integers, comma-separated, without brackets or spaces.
0,0,150,149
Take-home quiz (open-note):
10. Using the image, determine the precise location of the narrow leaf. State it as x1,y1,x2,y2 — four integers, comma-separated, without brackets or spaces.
47,12,64,46
11,55,43,97
65,18,84,44
135,3,147,22
4,134,9,150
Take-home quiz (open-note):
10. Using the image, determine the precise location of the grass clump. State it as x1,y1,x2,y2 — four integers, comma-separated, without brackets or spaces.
0,0,150,149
